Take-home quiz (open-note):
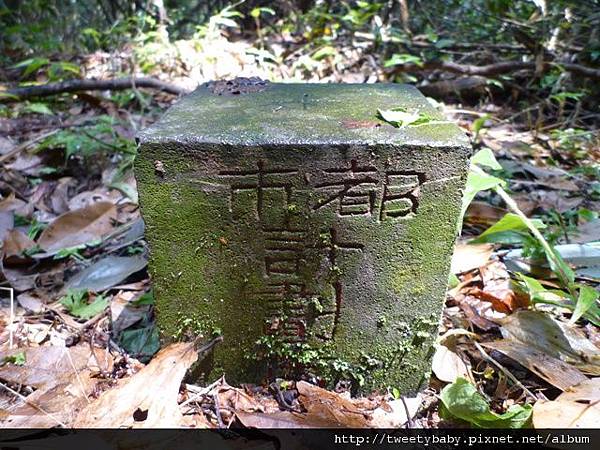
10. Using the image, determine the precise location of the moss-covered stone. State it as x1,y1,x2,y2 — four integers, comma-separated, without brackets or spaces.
135,82,471,393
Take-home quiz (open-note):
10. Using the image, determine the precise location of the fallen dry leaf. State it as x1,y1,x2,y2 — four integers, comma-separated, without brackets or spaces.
369,397,421,428
482,340,587,391
0,211,12,243
68,187,122,211
1,258,67,293
74,341,200,428
37,201,117,254
465,201,507,226
450,243,494,274
237,385,420,429
235,381,375,429
475,260,527,313
217,385,265,415
533,190,583,213
0,345,109,390
236,409,323,428
498,310,600,375
2,229,36,261
0,192,31,217
296,381,371,427
0,345,112,428
67,255,147,292
533,378,600,428
110,291,148,335
432,344,473,383
17,293,45,314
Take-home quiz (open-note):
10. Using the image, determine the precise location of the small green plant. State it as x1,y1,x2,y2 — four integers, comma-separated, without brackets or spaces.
38,115,135,161
466,149,598,325
341,1,383,28
1,351,26,366
23,216,47,240
194,4,244,40
60,289,108,320
377,107,446,128
11,57,79,81
516,274,600,326
383,53,424,68
131,290,154,306
54,244,87,262
22,102,54,115
440,377,532,428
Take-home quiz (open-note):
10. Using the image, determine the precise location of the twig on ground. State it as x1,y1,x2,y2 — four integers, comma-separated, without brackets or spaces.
1,77,190,103
387,60,600,80
0,381,67,427
181,377,225,408
472,341,537,402
213,392,225,428
0,129,59,164
64,347,90,404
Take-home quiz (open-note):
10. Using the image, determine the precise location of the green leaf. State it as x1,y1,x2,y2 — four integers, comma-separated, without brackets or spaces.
383,53,423,68
471,147,501,170
448,272,460,288
440,378,532,428
12,57,49,78
60,289,109,320
516,273,547,298
435,38,455,49
377,108,438,128
131,290,154,306
458,170,505,230
109,181,138,204
250,7,275,18
515,274,599,324
472,213,546,244
118,325,160,362
570,285,599,325
23,102,54,115
544,245,576,288
53,244,87,261
0,92,20,101
312,46,336,61
1,351,26,366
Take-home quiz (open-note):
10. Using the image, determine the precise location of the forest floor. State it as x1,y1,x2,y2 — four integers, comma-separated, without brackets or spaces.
0,31,599,431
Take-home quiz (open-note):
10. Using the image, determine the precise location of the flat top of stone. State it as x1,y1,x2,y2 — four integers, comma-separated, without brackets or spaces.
139,82,469,148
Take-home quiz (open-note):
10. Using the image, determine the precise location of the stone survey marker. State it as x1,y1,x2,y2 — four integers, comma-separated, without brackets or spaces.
136,80,471,392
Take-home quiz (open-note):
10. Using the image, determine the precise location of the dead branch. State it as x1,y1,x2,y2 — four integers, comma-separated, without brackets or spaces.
419,76,489,98
560,62,600,80
1,77,190,103
387,60,600,80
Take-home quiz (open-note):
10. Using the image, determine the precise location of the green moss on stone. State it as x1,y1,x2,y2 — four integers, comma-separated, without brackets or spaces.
135,83,471,394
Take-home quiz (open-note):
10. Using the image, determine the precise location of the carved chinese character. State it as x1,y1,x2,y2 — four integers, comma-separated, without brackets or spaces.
219,160,298,220
312,160,379,216
312,160,425,221
380,172,425,220
263,227,306,277
253,281,312,342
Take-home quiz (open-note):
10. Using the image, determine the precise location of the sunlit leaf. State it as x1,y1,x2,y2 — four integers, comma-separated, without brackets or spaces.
471,213,545,244
458,170,505,230
60,289,109,320
440,377,532,428
570,285,599,325
23,102,54,115
470,147,501,170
